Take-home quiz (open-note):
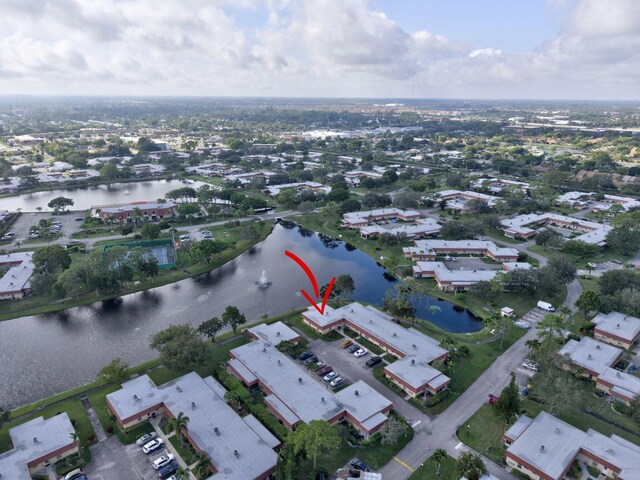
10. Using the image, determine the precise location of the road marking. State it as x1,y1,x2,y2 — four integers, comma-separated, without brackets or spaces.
393,457,415,472
411,420,421,428
455,442,463,450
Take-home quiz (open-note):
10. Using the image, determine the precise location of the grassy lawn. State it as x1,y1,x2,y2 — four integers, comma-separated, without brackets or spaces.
356,337,386,355
408,454,458,480
0,399,97,460
169,434,197,465
296,416,414,478
457,404,509,465
577,275,600,293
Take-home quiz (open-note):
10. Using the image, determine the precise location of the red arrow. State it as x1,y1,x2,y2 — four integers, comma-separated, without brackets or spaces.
285,250,336,315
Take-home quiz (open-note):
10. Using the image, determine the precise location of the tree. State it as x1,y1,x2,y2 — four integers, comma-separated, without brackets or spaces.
173,467,189,480
197,317,226,342
292,420,340,470
0,406,9,424
456,452,487,480
631,397,640,426
432,448,447,477
177,203,201,219
547,255,577,283
168,411,190,447
97,358,129,384
99,162,119,181
48,196,74,213
33,245,71,273
222,305,246,334
120,224,134,236
140,223,161,240
537,314,563,353
193,451,212,479
607,223,640,256
599,269,640,295
494,374,520,423
562,240,600,259
278,188,298,207
334,274,355,299
149,325,209,372
383,284,415,320
575,290,601,320
378,418,409,445
190,239,228,263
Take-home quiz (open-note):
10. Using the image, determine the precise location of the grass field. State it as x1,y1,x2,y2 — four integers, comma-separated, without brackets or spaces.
408,454,458,480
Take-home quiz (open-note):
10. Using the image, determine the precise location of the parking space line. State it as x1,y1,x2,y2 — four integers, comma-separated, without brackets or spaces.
393,456,415,472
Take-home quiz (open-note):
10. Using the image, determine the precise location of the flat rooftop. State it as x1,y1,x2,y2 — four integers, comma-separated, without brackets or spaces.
230,336,392,427
106,372,278,480
592,311,640,343
0,251,34,295
0,413,75,480
247,322,299,344
558,337,622,375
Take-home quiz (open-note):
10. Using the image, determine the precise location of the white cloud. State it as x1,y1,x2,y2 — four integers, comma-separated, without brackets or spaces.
0,0,637,98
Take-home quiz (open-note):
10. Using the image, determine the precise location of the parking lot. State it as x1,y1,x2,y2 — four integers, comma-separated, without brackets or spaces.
4,212,82,245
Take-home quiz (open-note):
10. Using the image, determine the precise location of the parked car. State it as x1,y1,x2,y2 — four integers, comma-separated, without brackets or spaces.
514,320,530,330
136,431,158,446
366,356,382,367
323,371,338,382
1,235,13,241
488,394,499,404
152,453,175,470
353,349,368,358
330,376,344,388
64,469,87,480
317,366,333,376
537,300,555,312
340,339,353,348
298,351,314,361
142,438,164,454
316,360,326,368
75,217,84,221
347,344,359,353
521,360,539,372
350,459,370,472
157,460,178,478
303,355,318,366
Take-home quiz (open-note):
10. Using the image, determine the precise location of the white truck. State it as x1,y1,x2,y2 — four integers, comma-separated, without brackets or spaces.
537,300,555,312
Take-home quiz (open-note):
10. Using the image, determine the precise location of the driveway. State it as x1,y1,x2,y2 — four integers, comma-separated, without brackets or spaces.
4,211,82,246
84,436,158,480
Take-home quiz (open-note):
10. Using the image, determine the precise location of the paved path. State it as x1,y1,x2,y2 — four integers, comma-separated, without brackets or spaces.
82,396,108,442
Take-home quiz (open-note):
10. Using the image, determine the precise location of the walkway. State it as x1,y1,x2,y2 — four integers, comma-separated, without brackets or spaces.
81,396,107,442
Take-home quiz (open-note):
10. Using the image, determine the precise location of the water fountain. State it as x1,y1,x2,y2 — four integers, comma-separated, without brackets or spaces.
257,270,271,289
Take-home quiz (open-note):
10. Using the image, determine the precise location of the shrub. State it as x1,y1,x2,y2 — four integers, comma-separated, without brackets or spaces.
568,333,581,341
87,434,95,442
106,424,114,433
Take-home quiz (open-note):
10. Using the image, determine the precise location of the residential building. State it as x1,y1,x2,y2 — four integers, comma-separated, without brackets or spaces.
106,371,279,480
92,201,178,223
265,181,331,196
359,218,441,239
592,311,640,350
228,319,394,435
471,177,530,194
301,303,450,398
559,337,639,404
0,177,22,193
504,411,640,480
224,171,277,185
129,163,166,176
0,209,11,224
411,261,502,291
500,213,612,245
431,190,497,211
0,413,80,480
341,208,421,228
186,163,239,177
403,240,520,262
343,170,383,186
0,251,35,299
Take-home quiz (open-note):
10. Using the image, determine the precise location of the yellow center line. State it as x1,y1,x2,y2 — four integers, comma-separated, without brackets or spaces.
393,456,415,472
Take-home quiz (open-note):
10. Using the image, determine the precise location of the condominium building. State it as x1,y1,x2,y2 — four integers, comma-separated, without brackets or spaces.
500,213,612,245
0,251,35,299
403,239,519,262
592,311,640,350
341,208,421,228
93,201,178,223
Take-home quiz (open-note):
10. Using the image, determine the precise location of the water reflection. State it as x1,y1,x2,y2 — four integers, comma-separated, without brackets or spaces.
0,224,481,408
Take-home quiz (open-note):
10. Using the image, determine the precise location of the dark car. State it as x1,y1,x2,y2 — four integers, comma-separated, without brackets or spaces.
317,366,333,376
365,356,382,367
347,344,359,353
75,217,84,221
157,460,178,479
350,460,370,472
298,351,313,361
303,355,318,366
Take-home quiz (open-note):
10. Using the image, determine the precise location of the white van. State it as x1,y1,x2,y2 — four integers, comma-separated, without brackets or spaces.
537,300,555,312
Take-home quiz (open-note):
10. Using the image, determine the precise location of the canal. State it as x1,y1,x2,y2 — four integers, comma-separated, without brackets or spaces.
0,223,482,408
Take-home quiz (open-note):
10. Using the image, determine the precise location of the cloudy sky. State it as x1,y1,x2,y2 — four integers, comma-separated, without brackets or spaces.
0,0,639,100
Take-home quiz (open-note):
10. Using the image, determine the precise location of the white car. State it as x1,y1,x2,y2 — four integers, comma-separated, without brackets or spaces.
323,371,338,382
316,361,326,368
522,361,539,372
142,438,164,454
136,432,158,446
353,349,368,358
330,376,344,387
152,453,175,470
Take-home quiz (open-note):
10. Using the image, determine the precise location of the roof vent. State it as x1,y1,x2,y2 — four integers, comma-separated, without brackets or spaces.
214,427,220,436
616,372,622,378
191,401,196,410
276,331,281,336
298,378,302,384
133,394,139,401
263,347,267,352
234,449,239,458
411,359,415,366
616,324,620,328
176,386,182,392
277,359,281,366
596,344,601,350
392,333,397,337
412,344,417,349
33,437,39,444
539,445,545,453
355,390,359,396
554,427,560,434
321,397,325,403
606,448,614,454
588,354,592,359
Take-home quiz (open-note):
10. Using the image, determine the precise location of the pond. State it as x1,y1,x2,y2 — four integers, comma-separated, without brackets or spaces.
1,179,207,212
0,223,482,408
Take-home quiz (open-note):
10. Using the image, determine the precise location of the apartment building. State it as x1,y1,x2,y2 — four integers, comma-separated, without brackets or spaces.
592,311,640,350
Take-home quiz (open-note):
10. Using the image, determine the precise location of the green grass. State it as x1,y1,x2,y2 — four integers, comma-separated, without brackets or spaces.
457,404,509,465
408,454,458,480
578,275,600,293
0,399,97,457
169,434,197,465
356,337,386,355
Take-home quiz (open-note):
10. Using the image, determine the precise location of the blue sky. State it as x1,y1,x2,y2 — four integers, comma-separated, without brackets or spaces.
0,0,638,99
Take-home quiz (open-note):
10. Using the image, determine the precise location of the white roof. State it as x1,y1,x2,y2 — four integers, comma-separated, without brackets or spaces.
247,321,299,344
411,239,519,258
265,182,331,196
414,261,501,285
501,213,612,245
0,414,76,480
0,251,35,295
106,372,278,480
598,368,640,400
558,337,622,375
342,208,420,224
592,311,640,343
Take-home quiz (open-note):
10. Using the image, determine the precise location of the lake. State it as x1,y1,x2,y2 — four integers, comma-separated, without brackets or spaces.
0,223,481,408
1,179,207,212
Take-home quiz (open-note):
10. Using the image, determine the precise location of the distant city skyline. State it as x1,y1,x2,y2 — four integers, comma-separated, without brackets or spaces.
0,0,638,100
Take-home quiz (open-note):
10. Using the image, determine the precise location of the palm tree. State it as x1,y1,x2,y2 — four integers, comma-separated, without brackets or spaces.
173,467,189,480
132,207,142,227
193,451,211,478
168,411,190,447
432,448,447,476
